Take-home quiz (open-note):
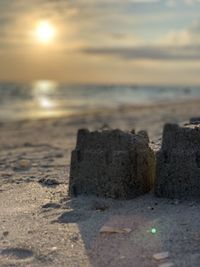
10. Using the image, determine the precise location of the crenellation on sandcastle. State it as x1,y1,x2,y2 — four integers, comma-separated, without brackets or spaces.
155,123,200,199
69,128,155,199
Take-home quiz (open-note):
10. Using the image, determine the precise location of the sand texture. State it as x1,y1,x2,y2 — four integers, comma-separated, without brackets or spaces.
1,100,200,267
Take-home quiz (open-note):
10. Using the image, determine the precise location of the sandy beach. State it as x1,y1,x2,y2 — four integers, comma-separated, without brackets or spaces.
1,99,200,267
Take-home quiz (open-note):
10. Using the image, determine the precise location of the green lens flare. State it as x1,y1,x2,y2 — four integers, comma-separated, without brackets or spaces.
151,228,157,234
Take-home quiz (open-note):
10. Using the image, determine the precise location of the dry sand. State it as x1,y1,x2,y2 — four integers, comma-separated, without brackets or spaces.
1,100,200,267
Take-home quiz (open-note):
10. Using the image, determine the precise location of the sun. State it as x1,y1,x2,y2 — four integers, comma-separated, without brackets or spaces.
35,21,56,44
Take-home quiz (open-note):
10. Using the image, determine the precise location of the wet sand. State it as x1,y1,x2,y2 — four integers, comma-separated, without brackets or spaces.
1,100,200,267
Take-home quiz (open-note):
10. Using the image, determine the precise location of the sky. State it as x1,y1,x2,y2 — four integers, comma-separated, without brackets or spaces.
0,0,199,85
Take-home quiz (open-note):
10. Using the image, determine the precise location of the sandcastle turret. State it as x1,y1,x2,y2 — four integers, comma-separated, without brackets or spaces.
155,123,200,199
69,129,155,199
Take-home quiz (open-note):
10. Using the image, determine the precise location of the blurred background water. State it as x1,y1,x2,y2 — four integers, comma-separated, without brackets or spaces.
0,80,199,122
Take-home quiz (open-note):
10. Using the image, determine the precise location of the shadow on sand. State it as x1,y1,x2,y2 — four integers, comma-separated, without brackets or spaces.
52,193,200,267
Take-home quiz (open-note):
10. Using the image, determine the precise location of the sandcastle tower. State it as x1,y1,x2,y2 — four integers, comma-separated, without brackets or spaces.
69,129,155,199
155,123,200,199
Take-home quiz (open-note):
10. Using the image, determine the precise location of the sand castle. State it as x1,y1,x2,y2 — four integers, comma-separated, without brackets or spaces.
155,123,200,199
69,121,200,200
69,129,155,199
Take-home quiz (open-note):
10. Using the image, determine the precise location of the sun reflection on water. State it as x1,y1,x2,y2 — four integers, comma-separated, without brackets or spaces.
32,80,57,109
38,96,54,108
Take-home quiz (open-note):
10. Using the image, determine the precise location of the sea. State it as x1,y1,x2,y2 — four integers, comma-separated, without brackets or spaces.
0,80,199,122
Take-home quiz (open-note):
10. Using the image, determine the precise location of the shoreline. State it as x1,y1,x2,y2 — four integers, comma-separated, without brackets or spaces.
1,97,200,125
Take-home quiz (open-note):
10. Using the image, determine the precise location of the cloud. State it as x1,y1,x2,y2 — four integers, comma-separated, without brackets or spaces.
184,0,200,4
82,44,200,61
166,0,200,6
157,20,200,46
82,19,200,61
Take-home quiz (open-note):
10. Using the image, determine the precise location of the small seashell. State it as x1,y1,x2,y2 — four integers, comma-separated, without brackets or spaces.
100,226,132,234
19,159,31,169
153,252,169,261
158,263,174,267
